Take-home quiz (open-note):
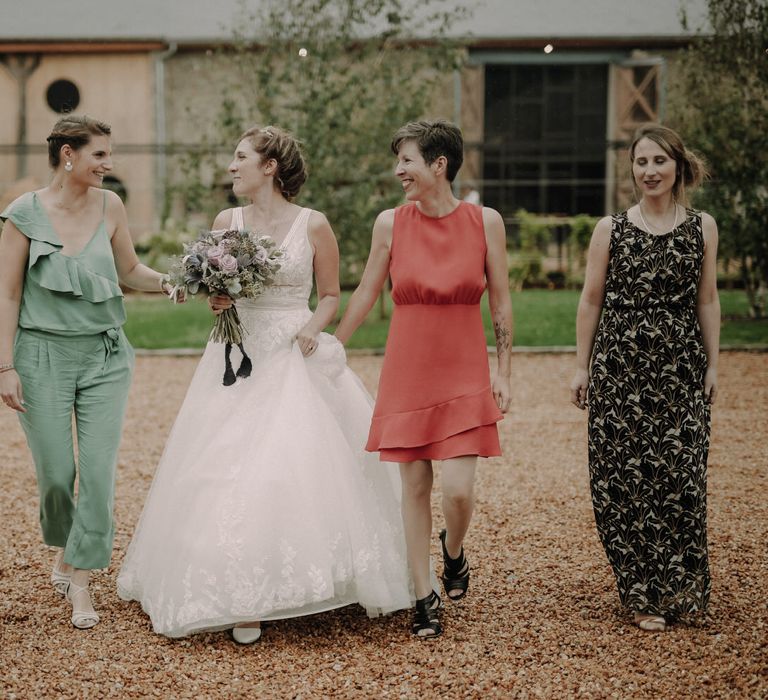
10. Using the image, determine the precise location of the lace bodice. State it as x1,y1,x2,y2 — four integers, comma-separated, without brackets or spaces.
230,206,314,309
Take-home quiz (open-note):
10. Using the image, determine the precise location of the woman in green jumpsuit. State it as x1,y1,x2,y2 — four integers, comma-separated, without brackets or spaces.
0,115,174,629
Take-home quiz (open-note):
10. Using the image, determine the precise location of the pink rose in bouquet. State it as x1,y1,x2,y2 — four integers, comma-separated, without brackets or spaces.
206,244,226,267
167,228,282,385
219,254,239,274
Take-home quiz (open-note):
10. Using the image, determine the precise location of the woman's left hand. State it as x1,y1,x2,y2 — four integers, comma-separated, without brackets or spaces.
492,374,511,413
296,326,319,356
0,370,25,413
704,366,718,405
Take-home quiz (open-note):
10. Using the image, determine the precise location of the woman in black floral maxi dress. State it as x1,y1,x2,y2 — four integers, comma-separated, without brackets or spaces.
570,124,721,632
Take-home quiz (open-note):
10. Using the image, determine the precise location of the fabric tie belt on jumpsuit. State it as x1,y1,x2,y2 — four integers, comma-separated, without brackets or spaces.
19,327,125,374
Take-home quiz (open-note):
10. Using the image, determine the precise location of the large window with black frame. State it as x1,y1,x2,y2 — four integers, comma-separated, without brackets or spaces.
483,63,608,219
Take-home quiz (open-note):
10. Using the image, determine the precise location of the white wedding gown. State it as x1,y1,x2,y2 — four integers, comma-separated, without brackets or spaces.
117,207,412,637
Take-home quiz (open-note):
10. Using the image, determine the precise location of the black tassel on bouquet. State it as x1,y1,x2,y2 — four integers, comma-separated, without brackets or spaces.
210,306,252,386
223,342,252,386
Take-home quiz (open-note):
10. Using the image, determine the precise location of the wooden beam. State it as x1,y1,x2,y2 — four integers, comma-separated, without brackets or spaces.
470,37,694,50
0,42,165,54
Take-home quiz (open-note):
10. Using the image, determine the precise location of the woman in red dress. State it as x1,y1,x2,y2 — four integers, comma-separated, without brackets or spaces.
336,120,512,637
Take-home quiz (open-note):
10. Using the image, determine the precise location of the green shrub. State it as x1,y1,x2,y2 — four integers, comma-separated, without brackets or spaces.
509,251,543,292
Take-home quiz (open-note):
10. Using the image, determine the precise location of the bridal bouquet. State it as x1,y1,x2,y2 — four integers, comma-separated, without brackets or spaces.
167,228,282,385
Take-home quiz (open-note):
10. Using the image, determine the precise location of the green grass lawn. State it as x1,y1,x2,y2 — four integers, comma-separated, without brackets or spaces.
123,289,768,350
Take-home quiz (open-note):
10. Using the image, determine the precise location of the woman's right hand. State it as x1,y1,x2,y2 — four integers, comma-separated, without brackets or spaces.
208,294,234,316
569,368,589,410
0,370,25,412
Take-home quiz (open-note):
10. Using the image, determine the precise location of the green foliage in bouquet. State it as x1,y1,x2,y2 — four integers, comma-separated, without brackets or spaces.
167,229,283,345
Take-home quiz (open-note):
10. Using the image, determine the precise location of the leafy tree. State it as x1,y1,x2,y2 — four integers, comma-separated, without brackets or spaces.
670,0,768,317
175,0,466,284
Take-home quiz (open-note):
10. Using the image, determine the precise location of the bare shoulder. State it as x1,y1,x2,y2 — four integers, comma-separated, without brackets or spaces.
307,209,331,232
102,188,126,213
583,216,612,260
593,215,613,239
374,208,396,230
481,206,504,227
307,210,337,249
481,207,505,248
595,215,612,232
212,208,235,230
698,210,718,250
372,208,395,244
699,210,718,232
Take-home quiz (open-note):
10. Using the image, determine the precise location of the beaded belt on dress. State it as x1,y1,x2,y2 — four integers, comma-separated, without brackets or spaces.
237,296,309,311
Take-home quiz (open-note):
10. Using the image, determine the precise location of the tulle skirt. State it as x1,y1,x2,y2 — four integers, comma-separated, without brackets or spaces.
117,305,412,638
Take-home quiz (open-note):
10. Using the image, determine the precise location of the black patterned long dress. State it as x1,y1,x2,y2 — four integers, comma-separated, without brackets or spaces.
588,210,711,618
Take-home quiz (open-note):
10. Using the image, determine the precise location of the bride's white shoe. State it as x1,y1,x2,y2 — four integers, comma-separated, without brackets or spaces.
115,205,412,636
231,624,262,644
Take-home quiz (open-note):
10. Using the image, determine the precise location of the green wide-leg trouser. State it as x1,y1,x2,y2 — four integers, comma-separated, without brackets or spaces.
14,328,134,570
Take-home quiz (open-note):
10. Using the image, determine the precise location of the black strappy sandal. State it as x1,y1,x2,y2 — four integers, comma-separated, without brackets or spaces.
412,590,442,638
439,529,470,601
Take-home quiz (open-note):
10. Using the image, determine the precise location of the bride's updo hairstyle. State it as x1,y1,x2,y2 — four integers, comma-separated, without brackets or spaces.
629,123,708,205
239,125,308,201
46,115,111,168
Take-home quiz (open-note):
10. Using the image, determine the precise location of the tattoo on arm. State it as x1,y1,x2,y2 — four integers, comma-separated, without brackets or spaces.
494,321,512,354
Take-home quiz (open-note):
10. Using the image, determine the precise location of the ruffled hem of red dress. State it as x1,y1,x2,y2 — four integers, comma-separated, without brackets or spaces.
376,423,501,462
366,387,502,451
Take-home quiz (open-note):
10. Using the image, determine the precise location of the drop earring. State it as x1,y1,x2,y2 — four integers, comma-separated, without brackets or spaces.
64,161,73,172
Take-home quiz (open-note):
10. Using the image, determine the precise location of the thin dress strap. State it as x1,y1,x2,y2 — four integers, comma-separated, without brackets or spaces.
277,207,312,251
102,190,108,214
230,207,245,230
292,208,312,245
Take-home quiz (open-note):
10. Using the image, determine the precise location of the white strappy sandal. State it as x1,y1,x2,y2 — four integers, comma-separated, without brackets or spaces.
51,565,71,596
634,612,667,632
66,582,100,629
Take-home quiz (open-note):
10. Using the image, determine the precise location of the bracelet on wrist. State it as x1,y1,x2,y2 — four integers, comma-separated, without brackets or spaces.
0,364,15,373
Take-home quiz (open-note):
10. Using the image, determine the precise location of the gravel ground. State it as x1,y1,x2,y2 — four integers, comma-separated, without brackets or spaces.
1,352,766,699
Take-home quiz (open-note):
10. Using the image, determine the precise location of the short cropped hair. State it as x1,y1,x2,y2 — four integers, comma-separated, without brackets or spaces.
390,120,464,182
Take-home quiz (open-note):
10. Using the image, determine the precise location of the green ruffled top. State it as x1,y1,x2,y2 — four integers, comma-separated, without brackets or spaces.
0,191,126,336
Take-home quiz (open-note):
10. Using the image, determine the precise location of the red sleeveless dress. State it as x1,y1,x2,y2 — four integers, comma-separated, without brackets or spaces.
366,201,503,462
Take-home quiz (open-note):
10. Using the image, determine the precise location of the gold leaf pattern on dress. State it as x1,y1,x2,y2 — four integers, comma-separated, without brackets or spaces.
588,210,710,617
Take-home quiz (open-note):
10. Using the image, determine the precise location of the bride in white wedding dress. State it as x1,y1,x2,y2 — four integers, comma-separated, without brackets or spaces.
117,126,412,642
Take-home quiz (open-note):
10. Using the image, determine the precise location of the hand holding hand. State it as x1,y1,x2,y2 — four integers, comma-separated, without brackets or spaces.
492,374,511,413
570,368,589,410
0,370,26,412
704,366,718,405
295,326,319,356
208,294,234,316
169,285,186,303
160,276,185,303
